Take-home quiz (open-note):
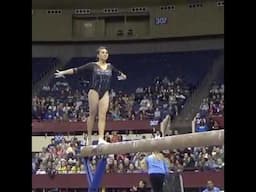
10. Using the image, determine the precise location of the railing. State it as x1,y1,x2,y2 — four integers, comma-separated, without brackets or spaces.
32,120,152,134
32,170,224,189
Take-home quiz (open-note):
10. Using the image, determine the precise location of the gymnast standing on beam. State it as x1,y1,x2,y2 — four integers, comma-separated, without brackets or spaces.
54,46,127,145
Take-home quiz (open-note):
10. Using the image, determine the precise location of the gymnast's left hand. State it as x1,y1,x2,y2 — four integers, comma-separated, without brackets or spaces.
117,73,127,80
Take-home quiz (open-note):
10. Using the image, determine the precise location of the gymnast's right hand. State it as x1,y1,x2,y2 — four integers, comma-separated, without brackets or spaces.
54,70,65,78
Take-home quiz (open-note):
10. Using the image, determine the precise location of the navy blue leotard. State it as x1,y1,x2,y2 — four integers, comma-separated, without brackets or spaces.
74,62,122,99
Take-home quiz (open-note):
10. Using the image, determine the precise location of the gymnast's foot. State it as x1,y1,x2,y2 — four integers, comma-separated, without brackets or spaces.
98,138,109,145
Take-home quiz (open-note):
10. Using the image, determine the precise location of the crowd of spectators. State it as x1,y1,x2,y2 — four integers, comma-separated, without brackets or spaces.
32,75,224,181
195,83,224,132
32,76,193,126
32,131,224,176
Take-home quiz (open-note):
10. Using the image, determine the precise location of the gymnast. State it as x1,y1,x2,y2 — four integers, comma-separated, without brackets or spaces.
54,46,127,145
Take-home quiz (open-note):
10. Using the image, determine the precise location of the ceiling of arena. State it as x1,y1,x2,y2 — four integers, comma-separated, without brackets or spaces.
32,0,178,9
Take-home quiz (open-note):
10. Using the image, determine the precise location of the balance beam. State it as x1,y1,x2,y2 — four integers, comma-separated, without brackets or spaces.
81,130,224,157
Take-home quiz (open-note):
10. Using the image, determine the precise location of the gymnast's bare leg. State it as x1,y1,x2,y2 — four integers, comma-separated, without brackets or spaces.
86,89,99,145
98,91,110,144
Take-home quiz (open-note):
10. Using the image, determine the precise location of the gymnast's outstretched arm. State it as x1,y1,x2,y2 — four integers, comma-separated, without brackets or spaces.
111,64,127,80
54,62,94,78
